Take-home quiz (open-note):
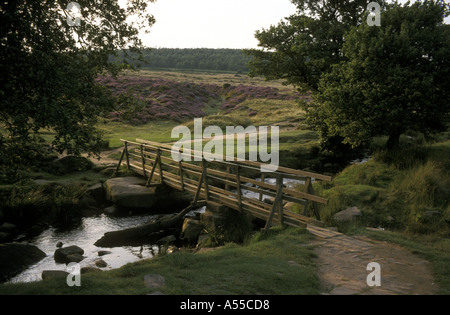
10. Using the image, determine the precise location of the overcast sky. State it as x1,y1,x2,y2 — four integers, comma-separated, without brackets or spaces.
142,0,296,49
141,0,450,49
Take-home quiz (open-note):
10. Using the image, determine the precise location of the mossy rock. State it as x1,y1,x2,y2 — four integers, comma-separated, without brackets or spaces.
50,156,93,175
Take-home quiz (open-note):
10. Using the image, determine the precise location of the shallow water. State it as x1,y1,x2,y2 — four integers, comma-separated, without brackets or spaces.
9,214,163,283
9,177,302,284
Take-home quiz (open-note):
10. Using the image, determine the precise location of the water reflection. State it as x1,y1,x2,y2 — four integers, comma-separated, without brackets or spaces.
9,214,160,283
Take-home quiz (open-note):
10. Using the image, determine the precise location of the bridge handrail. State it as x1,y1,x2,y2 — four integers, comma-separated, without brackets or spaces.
115,138,331,228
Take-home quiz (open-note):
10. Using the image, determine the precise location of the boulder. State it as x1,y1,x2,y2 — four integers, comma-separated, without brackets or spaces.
103,177,191,215
86,183,105,205
97,250,112,257
95,259,107,268
0,232,13,244
0,243,46,282
103,177,156,211
333,206,362,222
156,235,177,246
65,253,84,264
0,222,17,233
54,245,84,264
181,218,203,244
200,202,235,232
103,205,120,216
197,233,211,247
51,156,93,175
42,270,69,280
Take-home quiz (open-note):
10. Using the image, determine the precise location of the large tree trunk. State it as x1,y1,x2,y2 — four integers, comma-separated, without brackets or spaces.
386,132,401,151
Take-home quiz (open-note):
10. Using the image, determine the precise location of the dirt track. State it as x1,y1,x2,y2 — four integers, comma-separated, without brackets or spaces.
307,225,438,295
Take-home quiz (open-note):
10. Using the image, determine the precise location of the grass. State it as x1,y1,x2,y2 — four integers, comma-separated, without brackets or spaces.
316,150,450,234
98,120,181,148
0,226,320,295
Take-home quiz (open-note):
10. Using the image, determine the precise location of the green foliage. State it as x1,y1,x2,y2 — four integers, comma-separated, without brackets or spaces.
1,183,87,226
244,0,372,92
0,0,155,177
204,212,254,246
124,48,252,72
309,1,450,151
317,144,450,235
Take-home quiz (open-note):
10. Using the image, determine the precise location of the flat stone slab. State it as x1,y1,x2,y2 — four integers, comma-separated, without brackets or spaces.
42,270,69,280
103,176,192,215
144,274,166,289
104,177,157,210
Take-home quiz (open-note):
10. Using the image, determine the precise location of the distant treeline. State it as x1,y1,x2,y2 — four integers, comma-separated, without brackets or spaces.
122,48,252,72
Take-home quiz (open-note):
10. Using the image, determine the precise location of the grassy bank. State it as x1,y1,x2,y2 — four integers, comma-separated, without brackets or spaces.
310,140,450,235
0,227,320,295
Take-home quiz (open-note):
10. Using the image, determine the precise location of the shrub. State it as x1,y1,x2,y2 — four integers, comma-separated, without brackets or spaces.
317,145,450,235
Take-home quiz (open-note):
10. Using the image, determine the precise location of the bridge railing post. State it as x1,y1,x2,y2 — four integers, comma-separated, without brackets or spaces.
140,144,146,177
178,158,185,191
157,148,163,184
264,173,284,231
202,159,210,201
258,173,266,201
125,141,130,170
235,165,242,212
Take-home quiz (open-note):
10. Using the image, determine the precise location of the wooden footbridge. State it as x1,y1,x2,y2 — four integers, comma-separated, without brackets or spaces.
114,139,331,230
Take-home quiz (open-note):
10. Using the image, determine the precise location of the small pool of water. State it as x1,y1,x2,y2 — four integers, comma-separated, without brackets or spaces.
9,214,165,283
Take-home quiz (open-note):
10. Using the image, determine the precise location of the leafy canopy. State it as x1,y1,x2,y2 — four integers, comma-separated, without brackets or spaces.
0,0,155,177
310,0,450,150
244,0,379,92
245,0,450,155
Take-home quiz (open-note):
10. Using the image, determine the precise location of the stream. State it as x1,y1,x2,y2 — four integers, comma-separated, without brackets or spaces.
9,177,303,284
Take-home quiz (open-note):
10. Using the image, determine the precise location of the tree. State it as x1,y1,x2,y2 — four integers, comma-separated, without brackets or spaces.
310,1,450,150
0,0,155,178
244,0,378,92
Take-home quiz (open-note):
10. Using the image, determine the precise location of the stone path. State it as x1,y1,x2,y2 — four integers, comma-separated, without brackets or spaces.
307,225,438,295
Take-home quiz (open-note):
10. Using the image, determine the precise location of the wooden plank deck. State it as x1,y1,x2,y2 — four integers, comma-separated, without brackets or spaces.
114,139,331,230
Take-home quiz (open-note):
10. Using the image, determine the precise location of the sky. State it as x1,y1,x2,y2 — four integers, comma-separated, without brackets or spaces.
141,0,450,49
142,0,297,49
